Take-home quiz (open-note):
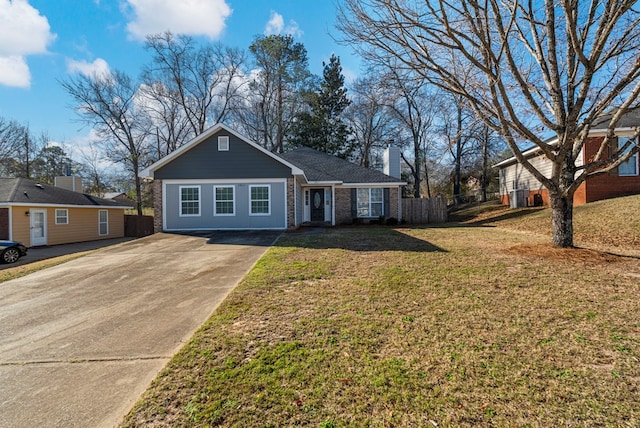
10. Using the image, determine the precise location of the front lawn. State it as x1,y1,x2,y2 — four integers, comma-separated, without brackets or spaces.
121,226,640,427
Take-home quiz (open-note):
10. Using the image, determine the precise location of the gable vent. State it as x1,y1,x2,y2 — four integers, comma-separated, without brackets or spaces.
218,136,229,151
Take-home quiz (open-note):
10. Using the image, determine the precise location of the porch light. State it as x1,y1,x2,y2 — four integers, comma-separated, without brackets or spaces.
25,210,30,216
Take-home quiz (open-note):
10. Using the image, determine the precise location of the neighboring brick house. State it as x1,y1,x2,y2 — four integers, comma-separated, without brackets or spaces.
140,123,405,232
0,178,128,246
496,110,640,207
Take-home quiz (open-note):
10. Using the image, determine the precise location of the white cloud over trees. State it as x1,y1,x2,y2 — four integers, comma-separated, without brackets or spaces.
125,0,232,40
66,58,111,78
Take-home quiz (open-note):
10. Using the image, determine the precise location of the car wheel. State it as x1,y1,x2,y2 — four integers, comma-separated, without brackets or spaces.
2,247,21,264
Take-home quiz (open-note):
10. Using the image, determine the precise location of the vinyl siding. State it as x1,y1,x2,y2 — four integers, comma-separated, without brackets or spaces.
163,180,287,230
154,130,292,180
9,206,124,246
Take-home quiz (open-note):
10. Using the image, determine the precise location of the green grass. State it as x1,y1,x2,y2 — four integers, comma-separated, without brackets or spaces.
121,225,640,427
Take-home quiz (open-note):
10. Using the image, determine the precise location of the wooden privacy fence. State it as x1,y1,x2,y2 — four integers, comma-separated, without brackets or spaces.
124,215,154,237
402,196,448,224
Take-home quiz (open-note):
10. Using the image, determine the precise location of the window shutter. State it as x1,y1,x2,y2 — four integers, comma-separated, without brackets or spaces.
351,188,357,218
383,188,390,217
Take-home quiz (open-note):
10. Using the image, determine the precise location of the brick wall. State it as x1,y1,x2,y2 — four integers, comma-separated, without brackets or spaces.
583,136,640,203
335,187,353,225
153,179,163,233
287,177,296,229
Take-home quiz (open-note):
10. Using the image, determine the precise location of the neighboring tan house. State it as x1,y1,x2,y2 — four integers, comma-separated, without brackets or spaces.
0,177,128,247
496,110,640,207
140,123,405,232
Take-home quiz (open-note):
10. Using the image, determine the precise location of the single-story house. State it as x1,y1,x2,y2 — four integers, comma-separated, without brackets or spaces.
140,123,405,232
0,177,128,247
496,110,640,207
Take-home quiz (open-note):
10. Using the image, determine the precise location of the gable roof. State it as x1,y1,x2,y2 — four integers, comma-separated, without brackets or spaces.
279,147,405,185
139,123,304,178
0,178,128,208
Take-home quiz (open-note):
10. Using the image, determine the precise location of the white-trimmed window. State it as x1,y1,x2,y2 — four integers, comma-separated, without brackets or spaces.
214,186,235,215
618,136,639,176
357,188,384,217
218,136,229,151
179,186,201,216
55,209,68,225
250,185,270,215
98,210,108,236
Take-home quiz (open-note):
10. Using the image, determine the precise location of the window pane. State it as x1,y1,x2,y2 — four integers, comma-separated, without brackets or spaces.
180,187,200,215
357,188,370,217
215,187,234,215
371,202,383,217
371,188,383,202
618,137,639,176
250,186,269,214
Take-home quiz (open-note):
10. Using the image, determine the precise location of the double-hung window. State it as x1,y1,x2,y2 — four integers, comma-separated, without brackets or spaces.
98,210,108,236
618,136,639,176
214,186,235,215
55,209,68,225
250,185,270,215
357,188,383,217
180,186,200,216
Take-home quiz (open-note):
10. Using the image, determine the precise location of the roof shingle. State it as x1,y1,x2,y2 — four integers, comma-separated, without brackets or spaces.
0,178,126,207
279,147,402,184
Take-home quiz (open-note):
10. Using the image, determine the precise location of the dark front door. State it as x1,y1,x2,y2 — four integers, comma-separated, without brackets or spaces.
310,189,324,222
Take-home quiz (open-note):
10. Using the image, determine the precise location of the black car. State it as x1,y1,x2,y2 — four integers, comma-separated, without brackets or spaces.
0,241,28,264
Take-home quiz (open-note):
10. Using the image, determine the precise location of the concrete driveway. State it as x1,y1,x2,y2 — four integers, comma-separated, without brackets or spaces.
0,231,280,428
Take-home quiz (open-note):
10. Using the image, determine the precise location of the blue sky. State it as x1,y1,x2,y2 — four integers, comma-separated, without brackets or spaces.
0,0,359,156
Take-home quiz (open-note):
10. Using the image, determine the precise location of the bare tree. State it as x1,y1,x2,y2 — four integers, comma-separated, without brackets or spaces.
345,76,396,168
382,67,439,198
337,0,640,247
0,117,24,170
61,70,151,215
143,32,247,143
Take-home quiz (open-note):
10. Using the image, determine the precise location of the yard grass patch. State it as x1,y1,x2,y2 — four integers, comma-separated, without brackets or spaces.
121,226,640,427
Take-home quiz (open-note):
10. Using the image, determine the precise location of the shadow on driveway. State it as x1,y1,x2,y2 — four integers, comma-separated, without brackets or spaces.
0,237,135,270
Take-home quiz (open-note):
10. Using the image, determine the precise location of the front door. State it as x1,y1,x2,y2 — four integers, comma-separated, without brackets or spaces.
310,189,324,222
30,209,47,246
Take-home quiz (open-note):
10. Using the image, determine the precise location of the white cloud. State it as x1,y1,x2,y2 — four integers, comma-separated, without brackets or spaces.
0,0,56,88
264,11,302,38
67,58,111,78
0,56,30,87
125,0,232,40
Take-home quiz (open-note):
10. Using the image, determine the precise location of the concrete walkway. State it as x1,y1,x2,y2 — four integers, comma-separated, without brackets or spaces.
0,231,280,428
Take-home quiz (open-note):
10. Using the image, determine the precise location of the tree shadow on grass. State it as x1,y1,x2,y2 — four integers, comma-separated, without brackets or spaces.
277,226,447,253
454,207,548,227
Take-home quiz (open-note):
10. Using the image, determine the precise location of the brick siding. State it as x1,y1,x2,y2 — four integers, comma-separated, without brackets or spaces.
153,179,163,233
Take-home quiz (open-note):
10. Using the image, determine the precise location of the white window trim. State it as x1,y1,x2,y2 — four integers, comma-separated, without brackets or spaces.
179,185,201,217
357,188,384,218
249,184,271,216
618,136,639,176
98,210,108,236
214,185,236,216
218,136,229,151
55,208,68,225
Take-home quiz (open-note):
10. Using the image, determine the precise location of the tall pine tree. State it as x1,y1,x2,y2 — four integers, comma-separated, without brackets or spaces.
291,55,352,158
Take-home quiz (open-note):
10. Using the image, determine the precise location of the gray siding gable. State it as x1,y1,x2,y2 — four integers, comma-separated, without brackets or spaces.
154,130,293,180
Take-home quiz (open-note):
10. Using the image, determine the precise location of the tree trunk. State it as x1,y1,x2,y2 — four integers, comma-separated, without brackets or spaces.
481,132,488,202
549,193,574,248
